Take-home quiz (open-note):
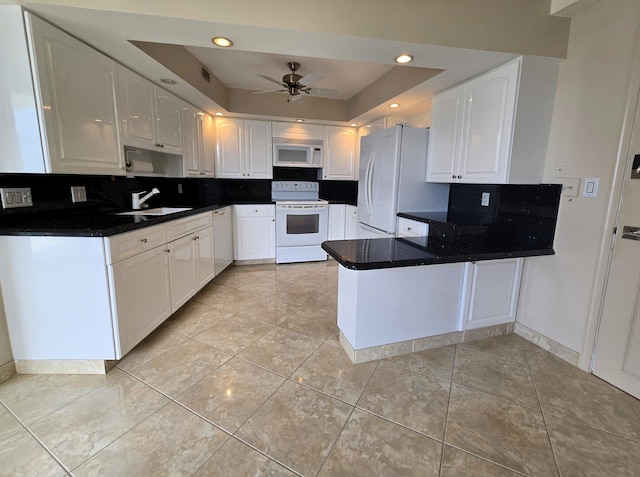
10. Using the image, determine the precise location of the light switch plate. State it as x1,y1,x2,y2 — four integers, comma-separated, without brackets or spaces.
481,192,490,206
582,177,599,198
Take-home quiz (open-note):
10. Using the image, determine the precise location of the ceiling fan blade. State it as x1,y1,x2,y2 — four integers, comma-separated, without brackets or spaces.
299,71,322,86
305,87,338,98
251,89,288,94
257,74,285,87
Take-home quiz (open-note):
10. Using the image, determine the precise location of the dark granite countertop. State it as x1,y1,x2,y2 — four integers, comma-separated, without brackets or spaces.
322,238,554,270
0,204,229,237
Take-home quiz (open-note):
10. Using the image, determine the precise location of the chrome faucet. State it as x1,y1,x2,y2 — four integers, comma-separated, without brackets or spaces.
132,188,160,210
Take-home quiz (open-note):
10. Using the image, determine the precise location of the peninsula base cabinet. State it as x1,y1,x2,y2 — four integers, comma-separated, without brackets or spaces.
336,257,525,354
0,211,221,365
460,258,523,330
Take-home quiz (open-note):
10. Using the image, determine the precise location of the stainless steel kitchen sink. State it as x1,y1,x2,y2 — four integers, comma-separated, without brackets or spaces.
115,207,193,216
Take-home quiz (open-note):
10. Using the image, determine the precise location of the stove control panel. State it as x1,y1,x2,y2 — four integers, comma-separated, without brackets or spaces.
271,181,320,201
272,181,319,192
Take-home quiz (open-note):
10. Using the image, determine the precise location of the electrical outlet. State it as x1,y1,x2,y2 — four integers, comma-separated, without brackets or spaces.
555,161,567,178
0,187,33,209
71,186,87,203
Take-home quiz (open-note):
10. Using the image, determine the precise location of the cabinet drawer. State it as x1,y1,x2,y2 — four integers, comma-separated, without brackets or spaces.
233,204,274,218
397,218,428,237
105,224,167,264
165,212,212,242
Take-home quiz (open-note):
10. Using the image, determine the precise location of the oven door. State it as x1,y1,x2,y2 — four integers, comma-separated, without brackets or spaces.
276,204,328,247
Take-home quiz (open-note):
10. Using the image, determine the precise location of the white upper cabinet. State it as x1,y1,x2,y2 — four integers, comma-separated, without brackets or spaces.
25,13,124,175
323,126,357,180
116,65,182,155
215,117,272,178
425,84,465,182
427,57,558,184
272,122,323,140
182,101,214,177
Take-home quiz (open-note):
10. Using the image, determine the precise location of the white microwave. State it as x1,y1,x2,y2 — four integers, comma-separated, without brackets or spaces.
273,137,323,168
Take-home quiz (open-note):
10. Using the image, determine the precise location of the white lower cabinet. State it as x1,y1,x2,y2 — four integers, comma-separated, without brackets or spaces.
345,205,358,239
212,206,234,275
109,245,172,357
233,204,275,260
0,211,225,363
328,204,346,240
460,258,523,330
167,225,215,312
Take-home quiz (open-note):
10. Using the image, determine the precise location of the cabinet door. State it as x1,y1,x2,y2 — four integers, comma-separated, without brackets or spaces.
426,84,465,183
272,122,324,140
110,245,171,357
27,14,123,175
461,258,523,330
181,102,201,176
458,61,519,183
345,205,358,239
212,207,234,275
201,113,215,176
244,120,272,178
168,234,196,312
328,204,346,240
155,87,183,154
116,65,156,150
215,117,244,178
194,226,215,289
234,216,275,260
324,126,357,180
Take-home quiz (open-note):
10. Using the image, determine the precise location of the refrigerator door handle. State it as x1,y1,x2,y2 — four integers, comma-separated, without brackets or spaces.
365,153,375,215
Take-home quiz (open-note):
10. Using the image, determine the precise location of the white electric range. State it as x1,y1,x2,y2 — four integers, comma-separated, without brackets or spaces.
271,181,329,264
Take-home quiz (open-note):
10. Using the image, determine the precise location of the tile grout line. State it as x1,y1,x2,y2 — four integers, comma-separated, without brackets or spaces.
315,359,382,476
437,344,457,477
1,399,73,475
521,340,564,477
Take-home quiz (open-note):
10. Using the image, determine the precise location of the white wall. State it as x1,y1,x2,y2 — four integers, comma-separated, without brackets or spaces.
517,0,640,355
0,291,13,366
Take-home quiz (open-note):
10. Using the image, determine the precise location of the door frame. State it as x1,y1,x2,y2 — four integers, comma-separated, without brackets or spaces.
580,30,640,371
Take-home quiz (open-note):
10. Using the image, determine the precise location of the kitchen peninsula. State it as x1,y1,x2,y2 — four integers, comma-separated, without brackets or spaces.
322,183,562,363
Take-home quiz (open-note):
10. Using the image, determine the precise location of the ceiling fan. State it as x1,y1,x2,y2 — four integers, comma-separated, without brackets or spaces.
254,61,338,103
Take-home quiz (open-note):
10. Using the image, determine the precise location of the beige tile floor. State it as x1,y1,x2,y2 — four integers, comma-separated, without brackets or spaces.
2,261,640,476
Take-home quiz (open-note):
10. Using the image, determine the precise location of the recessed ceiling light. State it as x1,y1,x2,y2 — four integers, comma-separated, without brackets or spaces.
389,103,400,108
296,119,305,123
395,54,414,64
215,112,224,116
350,123,357,127
160,78,177,85
211,37,233,47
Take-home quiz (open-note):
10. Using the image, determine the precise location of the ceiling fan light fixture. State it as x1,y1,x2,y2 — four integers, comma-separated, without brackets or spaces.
395,54,414,64
211,37,233,47
389,103,400,108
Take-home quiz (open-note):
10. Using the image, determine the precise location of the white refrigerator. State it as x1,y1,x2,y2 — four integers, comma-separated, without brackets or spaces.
357,125,450,238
